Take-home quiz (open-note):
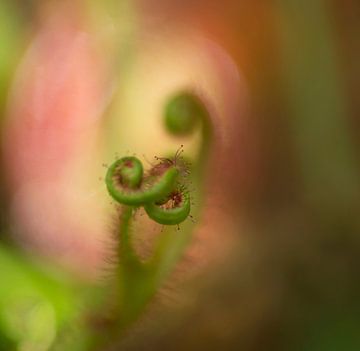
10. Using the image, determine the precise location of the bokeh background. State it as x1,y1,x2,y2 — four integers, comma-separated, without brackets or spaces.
0,0,359,350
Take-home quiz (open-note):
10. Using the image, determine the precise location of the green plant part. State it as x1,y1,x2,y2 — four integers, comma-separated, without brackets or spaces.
101,151,192,337
164,91,213,182
145,189,191,225
99,91,212,348
105,156,179,206
112,156,143,188
164,92,206,136
105,153,191,226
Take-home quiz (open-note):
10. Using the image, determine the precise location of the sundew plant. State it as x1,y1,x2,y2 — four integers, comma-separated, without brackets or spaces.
1,0,360,351
99,92,211,335
0,0,216,343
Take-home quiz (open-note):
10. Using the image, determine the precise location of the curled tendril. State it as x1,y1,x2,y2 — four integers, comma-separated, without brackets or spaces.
144,189,191,225
164,91,212,184
110,156,143,189
106,156,179,207
164,92,207,136
105,154,190,225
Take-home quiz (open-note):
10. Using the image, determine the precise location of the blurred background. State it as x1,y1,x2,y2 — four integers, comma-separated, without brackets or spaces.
0,0,360,350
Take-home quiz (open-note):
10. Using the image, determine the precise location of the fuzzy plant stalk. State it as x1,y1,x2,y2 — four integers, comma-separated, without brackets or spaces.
102,91,212,338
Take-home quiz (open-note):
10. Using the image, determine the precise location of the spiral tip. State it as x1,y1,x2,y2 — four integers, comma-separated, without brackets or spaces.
164,92,207,136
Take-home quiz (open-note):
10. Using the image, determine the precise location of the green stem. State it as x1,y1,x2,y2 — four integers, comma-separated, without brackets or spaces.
116,207,165,331
118,206,133,260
